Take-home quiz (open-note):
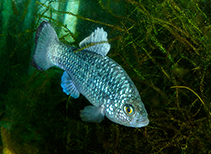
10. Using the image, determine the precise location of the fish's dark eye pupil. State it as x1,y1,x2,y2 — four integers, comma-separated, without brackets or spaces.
124,104,134,114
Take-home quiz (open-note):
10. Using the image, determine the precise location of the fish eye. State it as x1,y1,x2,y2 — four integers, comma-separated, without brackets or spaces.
124,104,134,115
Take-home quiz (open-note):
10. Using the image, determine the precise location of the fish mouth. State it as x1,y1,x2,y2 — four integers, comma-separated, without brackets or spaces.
130,117,149,128
140,118,149,126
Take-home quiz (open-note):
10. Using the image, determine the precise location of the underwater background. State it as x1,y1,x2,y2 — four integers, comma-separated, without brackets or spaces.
0,0,211,153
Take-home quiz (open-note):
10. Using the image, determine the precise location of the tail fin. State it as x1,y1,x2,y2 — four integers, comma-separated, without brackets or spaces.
33,21,59,70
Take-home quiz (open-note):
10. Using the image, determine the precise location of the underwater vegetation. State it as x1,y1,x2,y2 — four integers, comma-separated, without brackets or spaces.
0,0,211,153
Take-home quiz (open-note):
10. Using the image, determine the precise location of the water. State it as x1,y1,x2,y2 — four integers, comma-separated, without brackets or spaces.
0,0,211,153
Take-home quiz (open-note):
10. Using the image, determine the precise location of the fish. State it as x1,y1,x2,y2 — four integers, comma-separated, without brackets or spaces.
33,21,149,128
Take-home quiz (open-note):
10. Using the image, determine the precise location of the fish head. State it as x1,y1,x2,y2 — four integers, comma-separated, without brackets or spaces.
105,95,149,128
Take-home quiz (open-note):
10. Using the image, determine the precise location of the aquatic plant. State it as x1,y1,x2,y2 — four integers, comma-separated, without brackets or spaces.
0,0,211,153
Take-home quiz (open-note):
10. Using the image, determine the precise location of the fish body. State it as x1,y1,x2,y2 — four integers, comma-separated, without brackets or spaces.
33,21,149,127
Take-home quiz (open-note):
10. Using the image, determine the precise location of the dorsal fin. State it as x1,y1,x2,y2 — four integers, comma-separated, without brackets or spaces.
79,27,110,56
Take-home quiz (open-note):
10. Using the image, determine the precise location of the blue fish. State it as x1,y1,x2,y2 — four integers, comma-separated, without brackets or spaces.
33,21,149,127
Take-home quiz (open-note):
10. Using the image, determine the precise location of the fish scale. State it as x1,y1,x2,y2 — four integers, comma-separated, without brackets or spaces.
59,50,126,107
33,21,149,127
57,47,138,116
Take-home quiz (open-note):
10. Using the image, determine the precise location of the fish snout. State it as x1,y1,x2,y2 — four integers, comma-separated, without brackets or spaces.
130,116,149,128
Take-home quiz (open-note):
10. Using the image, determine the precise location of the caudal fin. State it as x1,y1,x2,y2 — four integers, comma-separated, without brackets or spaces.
33,21,59,70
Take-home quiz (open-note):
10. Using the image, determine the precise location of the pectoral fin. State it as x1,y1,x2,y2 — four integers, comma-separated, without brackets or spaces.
80,105,105,123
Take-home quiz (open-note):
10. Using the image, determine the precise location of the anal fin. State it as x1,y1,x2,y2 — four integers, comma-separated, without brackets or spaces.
61,71,80,99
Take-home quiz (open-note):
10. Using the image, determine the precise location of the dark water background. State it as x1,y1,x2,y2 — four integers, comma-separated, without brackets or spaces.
0,0,211,153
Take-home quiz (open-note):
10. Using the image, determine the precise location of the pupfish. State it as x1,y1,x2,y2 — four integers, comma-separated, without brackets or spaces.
32,21,149,127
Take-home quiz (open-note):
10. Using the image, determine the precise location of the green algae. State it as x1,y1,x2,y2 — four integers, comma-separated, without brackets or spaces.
0,0,211,153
